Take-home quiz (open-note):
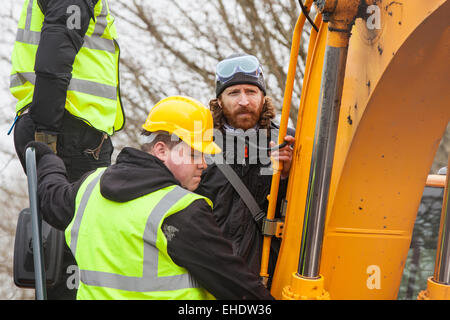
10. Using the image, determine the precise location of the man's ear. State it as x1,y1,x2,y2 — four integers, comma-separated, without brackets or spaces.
151,141,169,162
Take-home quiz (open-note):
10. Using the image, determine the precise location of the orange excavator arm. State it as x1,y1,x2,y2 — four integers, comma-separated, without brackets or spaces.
268,0,450,299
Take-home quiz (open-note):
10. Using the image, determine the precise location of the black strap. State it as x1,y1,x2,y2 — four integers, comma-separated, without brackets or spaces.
209,156,266,227
213,161,284,237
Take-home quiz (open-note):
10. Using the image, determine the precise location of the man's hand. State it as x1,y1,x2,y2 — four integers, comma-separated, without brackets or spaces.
269,135,295,179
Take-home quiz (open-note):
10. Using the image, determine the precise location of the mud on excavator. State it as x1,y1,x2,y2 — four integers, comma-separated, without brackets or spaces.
262,0,450,299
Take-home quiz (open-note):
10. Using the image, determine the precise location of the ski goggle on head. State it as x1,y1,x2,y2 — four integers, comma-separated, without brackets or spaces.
215,55,264,83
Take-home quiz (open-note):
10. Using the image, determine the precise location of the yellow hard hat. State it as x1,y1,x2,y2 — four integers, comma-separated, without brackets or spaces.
142,96,221,155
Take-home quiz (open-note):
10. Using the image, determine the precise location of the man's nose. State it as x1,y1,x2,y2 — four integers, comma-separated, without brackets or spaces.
238,92,250,105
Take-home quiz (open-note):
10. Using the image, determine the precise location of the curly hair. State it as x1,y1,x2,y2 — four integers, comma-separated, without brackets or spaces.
209,96,276,130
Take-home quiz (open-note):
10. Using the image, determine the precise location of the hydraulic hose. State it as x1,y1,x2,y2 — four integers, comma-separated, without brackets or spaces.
299,0,319,32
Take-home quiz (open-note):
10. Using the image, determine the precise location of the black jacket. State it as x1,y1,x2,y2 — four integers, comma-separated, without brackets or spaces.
36,146,273,300
30,0,99,133
195,123,295,280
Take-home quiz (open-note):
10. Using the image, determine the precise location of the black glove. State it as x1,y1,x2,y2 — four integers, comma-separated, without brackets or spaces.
24,141,55,164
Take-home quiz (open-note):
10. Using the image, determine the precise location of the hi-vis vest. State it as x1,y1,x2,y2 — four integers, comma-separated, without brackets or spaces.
65,168,215,300
10,0,124,135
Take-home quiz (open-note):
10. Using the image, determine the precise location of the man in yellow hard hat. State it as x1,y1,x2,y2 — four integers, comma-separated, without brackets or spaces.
26,96,273,300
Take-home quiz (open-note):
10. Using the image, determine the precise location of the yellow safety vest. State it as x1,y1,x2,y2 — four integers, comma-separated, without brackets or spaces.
10,0,125,135
65,168,216,300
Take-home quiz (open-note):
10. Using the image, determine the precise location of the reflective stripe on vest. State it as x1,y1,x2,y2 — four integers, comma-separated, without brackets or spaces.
10,0,124,134
14,28,116,53
15,0,116,55
10,72,117,101
67,169,214,298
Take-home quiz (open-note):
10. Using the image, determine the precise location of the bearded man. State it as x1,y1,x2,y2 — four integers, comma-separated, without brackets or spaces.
195,53,295,285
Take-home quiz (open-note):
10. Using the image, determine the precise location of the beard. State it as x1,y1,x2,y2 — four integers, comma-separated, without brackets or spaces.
221,102,264,130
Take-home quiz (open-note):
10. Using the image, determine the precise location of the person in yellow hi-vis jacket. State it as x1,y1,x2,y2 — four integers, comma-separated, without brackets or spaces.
26,96,273,300
10,0,125,300
10,0,125,180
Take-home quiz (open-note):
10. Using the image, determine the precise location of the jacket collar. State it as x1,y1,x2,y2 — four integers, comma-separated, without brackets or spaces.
99,147,180,202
